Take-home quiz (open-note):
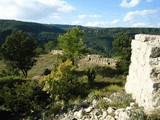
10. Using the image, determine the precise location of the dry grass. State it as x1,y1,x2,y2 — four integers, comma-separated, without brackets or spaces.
28,54,58,78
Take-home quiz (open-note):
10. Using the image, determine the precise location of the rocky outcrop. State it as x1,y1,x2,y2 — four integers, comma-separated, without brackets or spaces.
50,94,141,120
125,34,160,113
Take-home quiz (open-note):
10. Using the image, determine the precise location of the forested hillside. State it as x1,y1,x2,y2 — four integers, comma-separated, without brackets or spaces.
0,20,160,56
0,20,65,45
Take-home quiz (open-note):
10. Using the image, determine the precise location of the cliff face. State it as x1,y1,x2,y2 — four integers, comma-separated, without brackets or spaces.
125,34,160,113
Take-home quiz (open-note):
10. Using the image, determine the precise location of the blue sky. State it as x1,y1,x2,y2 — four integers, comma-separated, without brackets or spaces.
0,0,160,27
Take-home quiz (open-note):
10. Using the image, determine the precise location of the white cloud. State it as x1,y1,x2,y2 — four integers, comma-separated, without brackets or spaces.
111,19,120,24
85,19,120,27
78,14,102,19
132,22,160,27
89,15,102,18
85,21,107,27
132,22,147,27
51,15,61,19
0,0,75,20
120,0,140,8
78,15,87,19
124,9,157,22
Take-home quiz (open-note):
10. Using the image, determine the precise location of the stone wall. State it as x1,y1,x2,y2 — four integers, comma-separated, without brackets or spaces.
125,34,160,113
83,54,117,67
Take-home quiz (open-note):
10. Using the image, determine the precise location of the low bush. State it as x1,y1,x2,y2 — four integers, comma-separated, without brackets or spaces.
0,80,50,119
0,76,26,89
129,108,147,120
106,84,124,93
109,92,134,108
41,59,88,102
97,99,109,109
85,68,96,87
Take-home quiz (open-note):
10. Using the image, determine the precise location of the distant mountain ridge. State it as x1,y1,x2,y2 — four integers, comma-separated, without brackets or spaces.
0,19,64,33
0,19,160,56
0,19,65,45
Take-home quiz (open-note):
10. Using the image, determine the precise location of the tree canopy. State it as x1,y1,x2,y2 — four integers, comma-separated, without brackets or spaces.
44,40,55,53
1,30,37,77
113,32,132,74
58,27,85,64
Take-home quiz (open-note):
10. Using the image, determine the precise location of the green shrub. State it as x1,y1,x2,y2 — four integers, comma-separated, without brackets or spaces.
87,90,106,102
109,92,134,108
97,99,109,109
106,84,124,93
0,68,20,77
0,80,50,118
129,108,147,120
51,102,63,115
86,68,96,87
0,76,26,89
43,60,88,102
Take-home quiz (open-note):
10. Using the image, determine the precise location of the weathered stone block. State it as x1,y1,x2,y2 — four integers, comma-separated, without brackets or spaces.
125,34,160,114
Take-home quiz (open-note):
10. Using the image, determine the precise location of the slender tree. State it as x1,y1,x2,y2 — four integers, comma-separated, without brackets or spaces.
1,30,37,77
58,27,85,65
113,32,132,74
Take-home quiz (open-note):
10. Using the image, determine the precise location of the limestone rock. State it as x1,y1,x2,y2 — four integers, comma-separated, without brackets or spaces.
85,106,93,113
74,109,85,119
107,107,115,115
102,110,107,119
106,115,115,120
92,99,98,107
116,111,130,120
130,102,136,107
125,34,160,113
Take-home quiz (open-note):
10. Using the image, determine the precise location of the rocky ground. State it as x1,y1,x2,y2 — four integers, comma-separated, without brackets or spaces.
49,92,145,120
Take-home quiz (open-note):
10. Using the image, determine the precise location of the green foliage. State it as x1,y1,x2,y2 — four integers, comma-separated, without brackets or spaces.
129,108,147,120
106,84,124,92
1,30,37,77
42,60,87,102
36,46,44,55
113,32,132,57
0,65,20,77
0,76,26,90
0,80,50,118
44,40,56,53
97,99,109,109
86,68,96,86
58,27,85,65
109,92,133,108
87,90,106,102
51,102,63,114
113,32,132,74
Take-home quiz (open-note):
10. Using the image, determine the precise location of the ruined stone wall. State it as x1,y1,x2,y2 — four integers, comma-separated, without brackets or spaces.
83,54,117,67
125,34,160,113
